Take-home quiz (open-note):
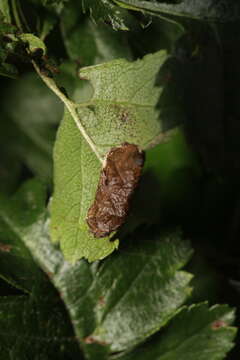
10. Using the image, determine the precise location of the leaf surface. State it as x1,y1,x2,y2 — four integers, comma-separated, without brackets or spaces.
1,180,194,358
61,11,132,65
0,289,81,359
51,50,169,262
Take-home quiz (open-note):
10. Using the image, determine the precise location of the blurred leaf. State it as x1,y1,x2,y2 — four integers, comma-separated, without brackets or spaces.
50,109,119,262
50,50,171,263
0,14,18,78
0,0,11,23
186,253,221,305
61,8,132,65
120,303,236,360
29,0,69,9
216,23,240,175
172,26,225,173
0,288,81,359
0,62,18,78
38,10,58,40
0,181,47,292
115,0,240,22
128,17,184,57
125,128,200,232
1,72,63,183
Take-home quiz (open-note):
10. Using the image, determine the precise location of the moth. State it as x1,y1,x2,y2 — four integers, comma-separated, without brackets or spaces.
86,143,145,238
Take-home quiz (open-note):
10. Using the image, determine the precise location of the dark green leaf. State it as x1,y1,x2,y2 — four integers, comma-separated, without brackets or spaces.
38,11,57,40
128,16,184,57
3,180,193,358
0,62,18,79
115,0,240,22
1,72,63,183
0,14,18,78
125,128,200,231
61,8,132,65
77,232,193,353
120,303,236,360
29,0,68,10
0,180,47,292
0,153,21,194
0,290,81,359
0,1,11,24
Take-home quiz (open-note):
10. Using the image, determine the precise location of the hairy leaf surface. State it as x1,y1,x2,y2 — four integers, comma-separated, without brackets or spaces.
120,303,237,360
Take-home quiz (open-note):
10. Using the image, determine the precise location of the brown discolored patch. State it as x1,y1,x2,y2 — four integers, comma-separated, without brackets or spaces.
86,143,145,238
211,320,227,330
0,243,12,252
84,336,108,345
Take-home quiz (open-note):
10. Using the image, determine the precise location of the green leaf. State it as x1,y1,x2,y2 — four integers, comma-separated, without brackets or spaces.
4,180,193,356
82,0,133,30
50,50,169,263
0,153,21,194
115,0,240,22
120,303,237,360
1,72,63,183
0,62,18,78
50,108,119,262
4,180,234,360
128,16,184,56
0,0,11,23
19,33,47,54
78,232,193,353
0,180,47,292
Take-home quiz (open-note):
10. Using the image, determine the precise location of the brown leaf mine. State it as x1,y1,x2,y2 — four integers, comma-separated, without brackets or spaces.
86,143,145,238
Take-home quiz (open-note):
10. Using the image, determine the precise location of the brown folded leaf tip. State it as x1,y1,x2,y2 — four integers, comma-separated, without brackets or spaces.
86,143,145,238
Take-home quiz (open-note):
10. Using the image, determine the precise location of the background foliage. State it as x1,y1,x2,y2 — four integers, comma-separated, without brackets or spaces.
0,0,240,359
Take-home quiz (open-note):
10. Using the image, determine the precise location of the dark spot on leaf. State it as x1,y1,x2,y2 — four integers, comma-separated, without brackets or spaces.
88,105,96,113
211,320,227,330
87,143,145,238
0,243,12,252
119,109,130,122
